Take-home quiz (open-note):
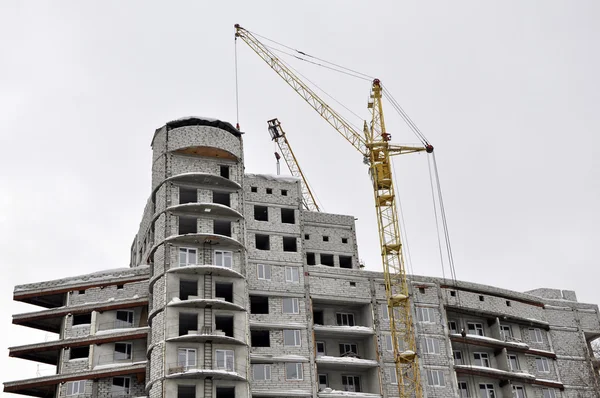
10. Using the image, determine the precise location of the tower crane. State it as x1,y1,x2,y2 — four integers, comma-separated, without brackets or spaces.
267,118,320,212
235,24,433,398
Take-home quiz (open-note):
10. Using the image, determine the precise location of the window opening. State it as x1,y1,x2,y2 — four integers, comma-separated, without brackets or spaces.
215,282,233,303
508,354,520,371
215,315,234,337
255,234,270,250
529,328,543,343
213,220,231,237
251,186,257,193
473,352,491,367
536,357,550,372
178,313,198,336
116,310,134,328
320,254,334,266
426,370,445,387
422,337,441,354
112,377,130,397
453,350,463,365
322,236,329,242
416,307,437,323
281,208,295,224
251,330,270,347
179,280,197,300
219,165,230,179
254,205,268,221
178,216,197,234
250,295,269,314
316,341,326,356
313,310,324,325
72,313,92,326
70,346,90,360
342,237,348,243
467,322,484,336
179,187,197,204
339,255,352,269
339,343,358,356
213,191,230,206
65,381,86,396
283,236,297,252
281,189,288,196
306,252,316,265
177,348,197,369
178,385,196,398
266,188,273,194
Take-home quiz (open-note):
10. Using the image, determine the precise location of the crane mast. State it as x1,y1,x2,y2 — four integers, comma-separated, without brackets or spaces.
235,24,430,398
267,118,320,212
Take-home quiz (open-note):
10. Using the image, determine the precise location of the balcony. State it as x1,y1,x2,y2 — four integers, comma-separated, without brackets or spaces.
315,356,378,369
12,297,148,333
166,325,246,346
167,264,243,279
165,362,246,381
3,361,146,397
449,334,556,359
152,172,242,200
153,203,243,223
9,327,149,365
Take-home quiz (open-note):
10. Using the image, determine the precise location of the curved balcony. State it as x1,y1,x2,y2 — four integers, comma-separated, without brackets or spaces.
315,355,378,369
165,363,246,381
155,203,243,222
168,264,243,278
167,297,246,311
152,172,242,200
148,233,244,261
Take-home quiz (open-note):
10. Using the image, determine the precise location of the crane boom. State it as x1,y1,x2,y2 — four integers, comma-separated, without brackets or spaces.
235,24,430,398
267,118,320,212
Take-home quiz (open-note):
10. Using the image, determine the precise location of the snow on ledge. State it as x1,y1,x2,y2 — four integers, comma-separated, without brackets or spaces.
449,333,529,349
318,390,381,398
246,173,300,183
252,390,312,397
316,356,378,366
314,325,374,334
455,365,535,379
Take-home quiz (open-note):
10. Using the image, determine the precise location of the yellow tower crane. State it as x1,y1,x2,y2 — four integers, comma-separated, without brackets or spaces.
235,24,433,398
267,118,320,212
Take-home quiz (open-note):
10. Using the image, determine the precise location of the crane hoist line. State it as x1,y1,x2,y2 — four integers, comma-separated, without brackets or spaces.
235,24,433,398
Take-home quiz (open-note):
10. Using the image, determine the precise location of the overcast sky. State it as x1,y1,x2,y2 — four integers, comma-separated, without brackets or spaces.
1,0,599,392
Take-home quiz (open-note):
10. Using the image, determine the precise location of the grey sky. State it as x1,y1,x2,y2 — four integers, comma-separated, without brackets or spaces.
1,0,599,391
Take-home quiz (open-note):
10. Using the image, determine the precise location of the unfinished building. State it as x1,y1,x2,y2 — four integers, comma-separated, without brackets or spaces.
5,117,600,398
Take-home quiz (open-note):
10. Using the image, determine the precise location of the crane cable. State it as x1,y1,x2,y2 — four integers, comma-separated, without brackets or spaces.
234,36,240,129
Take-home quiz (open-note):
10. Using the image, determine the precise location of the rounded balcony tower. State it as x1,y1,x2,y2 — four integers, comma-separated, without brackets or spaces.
145,117,249,398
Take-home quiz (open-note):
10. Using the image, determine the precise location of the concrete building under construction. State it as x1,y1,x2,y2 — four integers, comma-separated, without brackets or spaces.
4,117,600,398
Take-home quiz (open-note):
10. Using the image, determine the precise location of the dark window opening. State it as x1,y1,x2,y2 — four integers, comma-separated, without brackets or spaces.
281,189,288,196
215,282,233,303
313,310,324,325
73,313,92,326
179,216,197,234
339,256,352,269
304,234,310,240
179,187,197,204
419,287,426,294
450,290,457,297
78,290,85,295
250,295,269,314
251,186,258,193
254,205,268,221
215,315,234,337
323,236,329,242
255,234,270,250
70,346,90,360
349,282,356,287
342,238,348,244
321,254,334,267
281,208,295,224
179,313,198,336
216,387,235,398
178,385,196,398
283,236,297,252
506,300,512,307
251,330,270,347
266,188,273,194
307,252,316,265
180,280,197,300
219,165,230,179
117,284,124,290
479,295,485,302
213,220,232,237
213,191,230,207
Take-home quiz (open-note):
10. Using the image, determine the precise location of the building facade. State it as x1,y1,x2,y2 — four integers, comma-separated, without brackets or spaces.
5,117,600,398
